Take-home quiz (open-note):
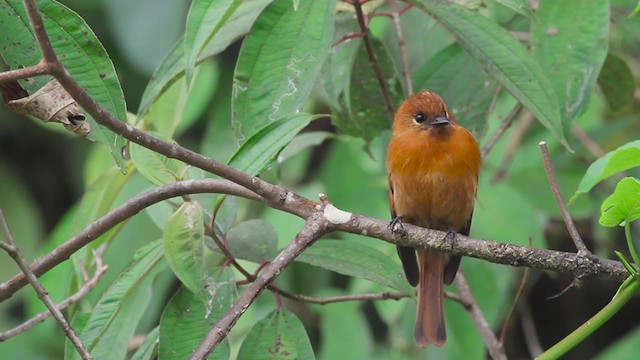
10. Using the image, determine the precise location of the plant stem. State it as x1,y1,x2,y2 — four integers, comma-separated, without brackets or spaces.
625,221,640,268
536,279,639,360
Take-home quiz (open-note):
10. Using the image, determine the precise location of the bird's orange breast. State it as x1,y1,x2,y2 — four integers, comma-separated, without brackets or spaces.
386,125,481,231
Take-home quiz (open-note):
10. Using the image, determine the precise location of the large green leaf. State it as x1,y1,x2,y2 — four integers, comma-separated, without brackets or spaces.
159,267,236,360
237,308,315,360
596,326,640,360
408,0,566,146
600,177,640,227
572,140,640,201
163,201,205,295
294,240,412,293
130,133,187,185
0,0,127,170
184,0,241,84
414,43,498,140
531,0,609,132
228,113,318,176
129,326,159,360
73,241,165,359
232,0,336,142
225,219,278,263
492,0,535,18
318,291,371,360
598,53,635,113
137,0,272,120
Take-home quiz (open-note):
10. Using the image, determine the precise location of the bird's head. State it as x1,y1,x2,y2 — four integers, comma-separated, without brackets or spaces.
392,90,458,135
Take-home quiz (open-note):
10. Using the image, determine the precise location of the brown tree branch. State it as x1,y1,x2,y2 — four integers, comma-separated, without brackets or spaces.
190,210,330,359
0,251,107,341
351,0,395,120
0,179,263,302
455,272,506,360
0,211,92,359
0,60,48,83
539,141,590,254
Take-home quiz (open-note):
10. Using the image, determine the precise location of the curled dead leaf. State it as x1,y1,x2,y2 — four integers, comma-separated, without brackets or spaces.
5,79,90,136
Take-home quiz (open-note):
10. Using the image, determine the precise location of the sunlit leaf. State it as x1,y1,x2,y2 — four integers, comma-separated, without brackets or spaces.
600,177,640,227
493,0,535,19
184,0,241,84
531,0,609,132
232,0,336,142
73,241,165,360
129,326,159,360
237,309,315,360
572,140,640,201
228,113,318,176
130,133,187,186
137,0,272,120
163,202,205,294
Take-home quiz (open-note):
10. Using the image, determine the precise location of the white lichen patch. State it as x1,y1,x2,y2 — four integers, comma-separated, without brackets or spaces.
323,204,352,224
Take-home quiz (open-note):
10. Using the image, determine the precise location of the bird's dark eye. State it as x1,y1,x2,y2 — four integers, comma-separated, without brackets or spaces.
414,113,425,123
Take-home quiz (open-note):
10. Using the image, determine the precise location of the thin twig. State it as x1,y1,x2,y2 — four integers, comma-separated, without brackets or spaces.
282,291,406,304
481,103,523,158
351,0,395,120
572,124,606,158
332,32,365,47
0,211,92,359
0,252,108,341
191,213,329,359
498,267,530,345
389,0,413,95
521,301,544,357
0,60,48,83
455,272,506,360
492,110,535,183
539,141,590,253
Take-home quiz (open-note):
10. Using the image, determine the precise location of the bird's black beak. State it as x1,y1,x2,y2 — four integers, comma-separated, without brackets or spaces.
430,116,450,126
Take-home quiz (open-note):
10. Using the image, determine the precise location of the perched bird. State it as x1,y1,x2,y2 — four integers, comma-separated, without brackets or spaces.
386,90,481,347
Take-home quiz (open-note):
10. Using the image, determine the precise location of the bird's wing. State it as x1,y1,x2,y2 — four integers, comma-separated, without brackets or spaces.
389,176,419,287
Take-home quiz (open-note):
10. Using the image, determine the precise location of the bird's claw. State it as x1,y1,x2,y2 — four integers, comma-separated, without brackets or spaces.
389,216,407,236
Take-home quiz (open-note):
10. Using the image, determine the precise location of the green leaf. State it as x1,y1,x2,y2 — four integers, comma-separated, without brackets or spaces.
318,291,371,360
598,53,635,113
74,241,165,359
232,0,336,142
225,219,278,263
184,0,241,85
294,240,412,293
493,0,536,19
596,326,640,360
130,326,159,360
163,201,205,295
146,60,219,137
137,0,272,120
614,251,637,276
531,0,609,132
414,43,498,140
572,140,640,201
228,113,318,176
600,177,640,227
65,313,90,360
408,0,566,147
130,134,187,186
0,0,127,171
335,34,402,145
237,308,315,360
159,267,236,360
278,131,333,164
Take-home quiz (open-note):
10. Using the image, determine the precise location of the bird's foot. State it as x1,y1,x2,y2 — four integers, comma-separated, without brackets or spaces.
388,216,407,236
444,230,457,242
